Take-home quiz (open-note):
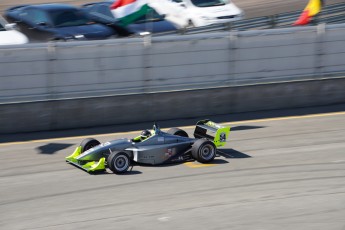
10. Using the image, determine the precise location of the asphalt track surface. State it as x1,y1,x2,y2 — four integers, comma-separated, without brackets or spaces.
1,105,345,230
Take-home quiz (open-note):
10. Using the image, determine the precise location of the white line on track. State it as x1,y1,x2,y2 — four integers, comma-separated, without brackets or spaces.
331,160,345,163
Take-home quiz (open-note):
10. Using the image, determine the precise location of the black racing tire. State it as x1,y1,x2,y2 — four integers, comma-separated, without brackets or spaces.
80,138,100,153
167,127,189,137
192,139,216,163
107,152,131,174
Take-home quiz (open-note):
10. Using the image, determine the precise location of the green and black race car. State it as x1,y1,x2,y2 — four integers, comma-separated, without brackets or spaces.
66,120,230,174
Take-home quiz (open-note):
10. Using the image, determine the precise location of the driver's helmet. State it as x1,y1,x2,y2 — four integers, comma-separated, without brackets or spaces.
140,129,151,139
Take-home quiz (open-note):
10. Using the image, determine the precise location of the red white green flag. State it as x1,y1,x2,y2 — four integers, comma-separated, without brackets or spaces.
110,0,151,26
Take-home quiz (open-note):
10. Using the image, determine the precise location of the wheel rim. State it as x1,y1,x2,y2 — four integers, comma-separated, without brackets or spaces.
114,155,129,172
200,144,215,161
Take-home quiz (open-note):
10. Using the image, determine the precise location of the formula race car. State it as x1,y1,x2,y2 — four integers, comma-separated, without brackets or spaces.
66,120,230,174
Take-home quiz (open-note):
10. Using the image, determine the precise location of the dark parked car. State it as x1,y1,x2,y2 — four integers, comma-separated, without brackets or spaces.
5,4,115,42
82,1,178,36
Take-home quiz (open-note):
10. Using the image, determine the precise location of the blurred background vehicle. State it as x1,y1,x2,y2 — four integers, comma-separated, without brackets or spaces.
168,0,243,27
0,15,28,45
4,3,116,42
82,1,178,36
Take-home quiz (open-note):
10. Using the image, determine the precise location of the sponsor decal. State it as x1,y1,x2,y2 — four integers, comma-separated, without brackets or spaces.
220,132,226,142
139,154,155,159
165,148,173,158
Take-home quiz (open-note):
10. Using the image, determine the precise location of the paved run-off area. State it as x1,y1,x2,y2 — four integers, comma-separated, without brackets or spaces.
0,107,344,230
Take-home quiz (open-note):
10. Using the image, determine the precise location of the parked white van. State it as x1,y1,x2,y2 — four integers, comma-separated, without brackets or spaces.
168,0,243,27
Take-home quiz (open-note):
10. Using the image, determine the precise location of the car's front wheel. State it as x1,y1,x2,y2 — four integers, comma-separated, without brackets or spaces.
107,152,131,174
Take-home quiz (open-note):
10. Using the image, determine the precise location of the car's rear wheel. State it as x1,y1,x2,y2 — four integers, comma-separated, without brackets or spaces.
192,139,216,163
167,128,189,137
107,152,131,174
80,138,100,153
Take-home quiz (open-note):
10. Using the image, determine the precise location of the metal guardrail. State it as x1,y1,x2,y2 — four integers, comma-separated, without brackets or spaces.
154,2,345,36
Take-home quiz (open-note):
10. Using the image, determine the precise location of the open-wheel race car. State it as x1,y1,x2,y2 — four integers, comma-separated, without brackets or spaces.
66,120,230,174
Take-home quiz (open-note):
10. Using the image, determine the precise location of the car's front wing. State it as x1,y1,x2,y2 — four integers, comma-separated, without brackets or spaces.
66,146,106,172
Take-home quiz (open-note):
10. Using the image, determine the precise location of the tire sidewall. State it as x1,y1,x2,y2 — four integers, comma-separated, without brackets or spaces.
167,127,189,137
192,139,216,163
198,142,216,162
175,130,188,137
108,152,130,174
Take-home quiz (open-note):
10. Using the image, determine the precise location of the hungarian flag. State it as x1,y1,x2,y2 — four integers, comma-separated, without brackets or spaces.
293,0,323,26
110,0,151,26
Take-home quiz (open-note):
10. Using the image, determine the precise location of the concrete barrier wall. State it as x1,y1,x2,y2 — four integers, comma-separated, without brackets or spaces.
1,24,345,133
1,24,345,103
1,77,345,134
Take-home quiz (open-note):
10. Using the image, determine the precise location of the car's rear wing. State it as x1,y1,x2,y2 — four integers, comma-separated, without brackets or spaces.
193,120,230,147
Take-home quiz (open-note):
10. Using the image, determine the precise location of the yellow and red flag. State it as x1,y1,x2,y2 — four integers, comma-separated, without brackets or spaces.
293,0,323,26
